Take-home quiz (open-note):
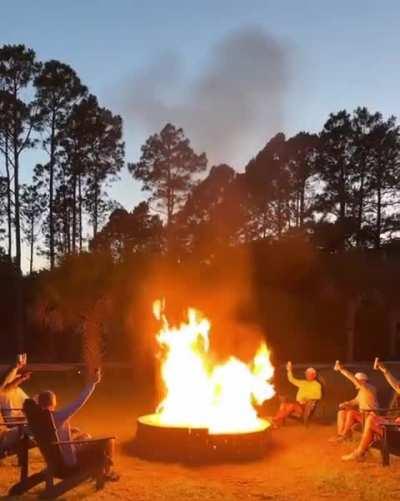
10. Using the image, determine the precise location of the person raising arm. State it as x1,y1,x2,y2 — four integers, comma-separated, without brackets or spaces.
329,360,377,443
272,361,322,427
341,359,399,461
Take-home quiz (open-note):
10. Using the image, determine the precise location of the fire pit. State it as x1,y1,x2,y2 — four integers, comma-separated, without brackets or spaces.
134,300,275,462
134,414,271,462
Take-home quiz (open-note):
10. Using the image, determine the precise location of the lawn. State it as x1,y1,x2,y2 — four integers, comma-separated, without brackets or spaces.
1,368,400,500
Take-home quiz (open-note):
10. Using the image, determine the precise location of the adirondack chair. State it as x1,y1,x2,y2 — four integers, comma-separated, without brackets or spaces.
355,390,400,466
9,399,116,498
0,406,38,490
0,417,32,489
372,392,400,466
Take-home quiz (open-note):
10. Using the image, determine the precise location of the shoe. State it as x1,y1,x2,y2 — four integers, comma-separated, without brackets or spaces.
328,435,346,443
341,451,364,462
104,471,120,482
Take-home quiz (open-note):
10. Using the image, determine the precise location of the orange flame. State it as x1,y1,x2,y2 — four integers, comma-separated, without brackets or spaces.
152,299,275,433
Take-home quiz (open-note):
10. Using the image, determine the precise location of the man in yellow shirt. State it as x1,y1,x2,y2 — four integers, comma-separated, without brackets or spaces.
272,361,322,427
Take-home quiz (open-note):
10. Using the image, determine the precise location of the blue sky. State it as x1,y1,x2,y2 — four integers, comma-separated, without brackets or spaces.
1,1,400,269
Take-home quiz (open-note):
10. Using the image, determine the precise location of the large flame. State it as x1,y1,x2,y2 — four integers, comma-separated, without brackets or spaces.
151,299,275,433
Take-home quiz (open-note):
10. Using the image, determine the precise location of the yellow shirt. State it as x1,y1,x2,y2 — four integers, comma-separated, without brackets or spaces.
288,372,322,403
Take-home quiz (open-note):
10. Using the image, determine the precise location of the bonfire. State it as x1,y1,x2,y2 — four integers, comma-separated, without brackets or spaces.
135,299,275,461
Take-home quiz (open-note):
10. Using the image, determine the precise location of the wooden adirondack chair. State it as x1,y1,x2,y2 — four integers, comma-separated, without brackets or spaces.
0,418,32,489
9,399,115,498
359,391,400,466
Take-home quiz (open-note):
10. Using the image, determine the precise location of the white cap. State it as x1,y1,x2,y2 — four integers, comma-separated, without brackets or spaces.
355,372,368,382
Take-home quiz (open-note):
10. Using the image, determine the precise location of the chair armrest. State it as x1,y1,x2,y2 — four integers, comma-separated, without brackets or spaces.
362,408,400,415
0,420,27,427
53,436,115,446
382,422,400,428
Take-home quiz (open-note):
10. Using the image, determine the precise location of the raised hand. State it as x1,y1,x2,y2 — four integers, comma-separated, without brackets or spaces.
16,353,27,370
91,368,102,385
375,358,387,373
286,361,293,372
334,360,342,371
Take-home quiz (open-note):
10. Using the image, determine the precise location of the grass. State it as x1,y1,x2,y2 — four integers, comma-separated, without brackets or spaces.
0,369,400,499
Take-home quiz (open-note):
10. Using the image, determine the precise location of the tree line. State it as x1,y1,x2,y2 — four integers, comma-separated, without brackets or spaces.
2,44,400,363
2,45,400,273
92,111,400,262
0,44,124,273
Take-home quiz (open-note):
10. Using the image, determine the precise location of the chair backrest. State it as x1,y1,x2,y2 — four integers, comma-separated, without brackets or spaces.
316,375,326,400
23,399,65,476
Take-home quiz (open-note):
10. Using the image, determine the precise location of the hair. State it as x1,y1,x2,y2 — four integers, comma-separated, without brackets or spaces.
38,390,56,409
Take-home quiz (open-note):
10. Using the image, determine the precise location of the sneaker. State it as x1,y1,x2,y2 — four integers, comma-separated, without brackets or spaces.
328,435,346,443
341,451,364,462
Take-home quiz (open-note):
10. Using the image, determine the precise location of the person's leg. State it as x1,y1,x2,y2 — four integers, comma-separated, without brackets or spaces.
76,439,117,479
341,409,361,437
337,410,347,435
342,415,382,460
274,402,297,425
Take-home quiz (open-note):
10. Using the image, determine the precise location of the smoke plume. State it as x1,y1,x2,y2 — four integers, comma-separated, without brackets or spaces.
123,27,289,167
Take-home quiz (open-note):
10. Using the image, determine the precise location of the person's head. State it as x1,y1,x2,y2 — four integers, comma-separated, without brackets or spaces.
355,372,368,384
305,367,317,381
38,390,57,410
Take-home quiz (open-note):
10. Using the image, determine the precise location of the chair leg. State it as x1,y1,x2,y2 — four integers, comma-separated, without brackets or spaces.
96,471,106,491
9,470,47,496
40,471,92,499
18,437,29,482
381,429,390,467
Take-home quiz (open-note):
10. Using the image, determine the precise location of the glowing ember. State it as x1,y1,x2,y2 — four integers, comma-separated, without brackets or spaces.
151,299,275,434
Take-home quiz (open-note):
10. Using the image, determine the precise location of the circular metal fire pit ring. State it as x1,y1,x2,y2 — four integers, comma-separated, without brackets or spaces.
134,414,272,463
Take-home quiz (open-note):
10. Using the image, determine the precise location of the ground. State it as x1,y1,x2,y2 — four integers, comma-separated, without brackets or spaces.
1,370,400,500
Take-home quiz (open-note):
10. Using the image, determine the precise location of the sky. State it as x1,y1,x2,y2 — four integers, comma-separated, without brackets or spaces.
1,0,400,270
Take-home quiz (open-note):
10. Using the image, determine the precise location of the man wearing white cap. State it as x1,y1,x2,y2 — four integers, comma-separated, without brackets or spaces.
272,361,322,427
342,359,400,461
330,361,377,443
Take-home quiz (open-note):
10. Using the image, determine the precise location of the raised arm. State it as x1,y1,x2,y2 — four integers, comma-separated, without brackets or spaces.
3,372,31,392
334,361,361,389
0,354,27,390
286,361,302,387
54,369,101,424
376,361,400,394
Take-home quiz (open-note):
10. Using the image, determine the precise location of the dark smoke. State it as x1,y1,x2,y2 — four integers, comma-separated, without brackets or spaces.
123,27,289,167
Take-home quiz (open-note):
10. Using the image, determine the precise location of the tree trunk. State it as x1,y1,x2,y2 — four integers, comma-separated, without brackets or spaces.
72,172,77,253
78,173,83,251
356,158,365,248
299,179,306,228
345,295,361,362
339,164,346,223
13,141,21,271
29,216,34,274
5,134,12,260
49,114,56,269
376,171,382,249
93,169,99,238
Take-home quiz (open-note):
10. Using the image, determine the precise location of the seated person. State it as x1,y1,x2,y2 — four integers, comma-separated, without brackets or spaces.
0,354,31,452
0,353,30,424
330,361,377,443
342,359,400,461
272,361,322,427
36,368,118,480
